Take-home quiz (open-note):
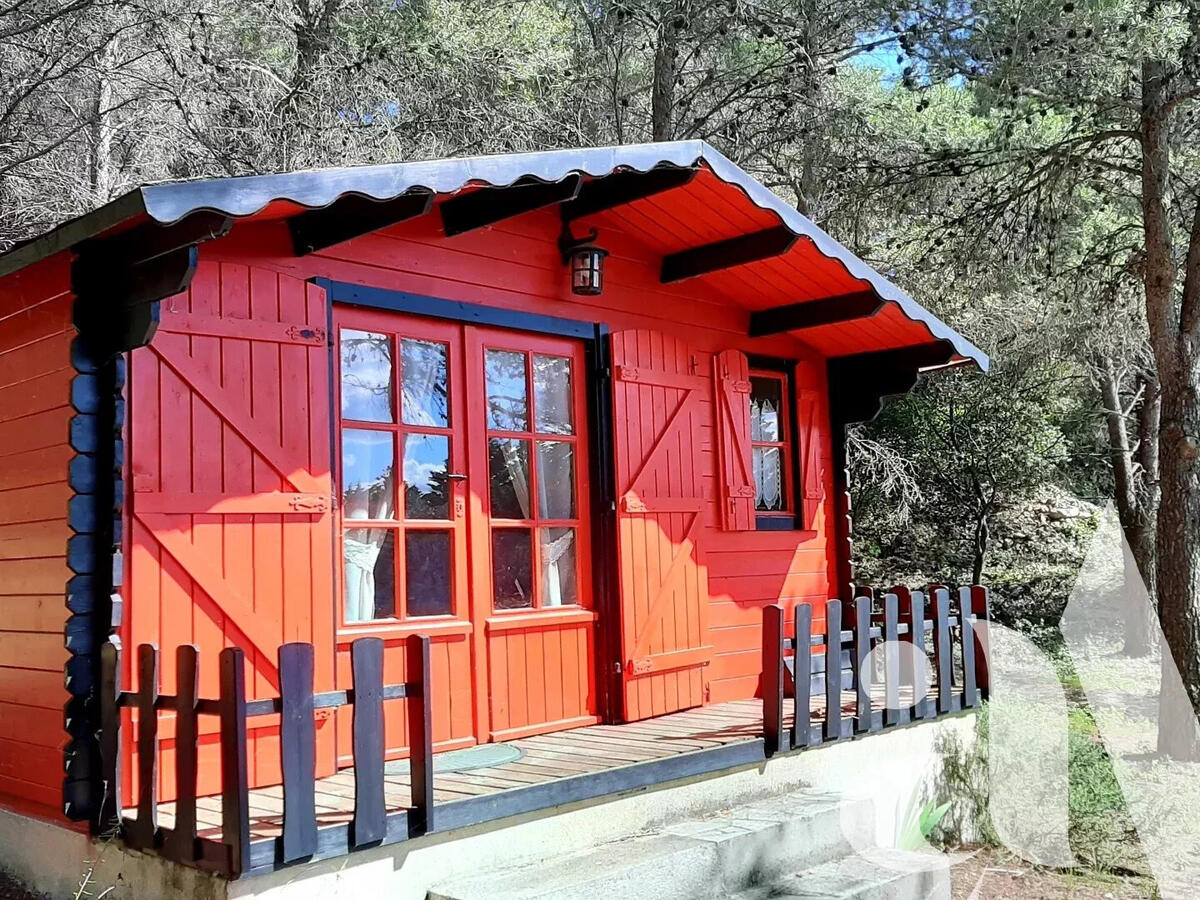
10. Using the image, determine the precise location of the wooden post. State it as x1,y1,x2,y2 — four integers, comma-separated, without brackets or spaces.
167,645,199,862
351,637,386,847
97,640,122,835
824,599,843,741
279,642,317,863
219,647,250,878
960,588,978,709
883,594,901,726
853,597,873,733
892,585,915,685
792,603,812,748
128,644,159,849
934,588,953,714
762,605,785,756
909,591,930,719
971,585,991,701
407,634,434,836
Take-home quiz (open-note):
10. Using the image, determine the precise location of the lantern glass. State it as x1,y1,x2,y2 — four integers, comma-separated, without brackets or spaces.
569,245,607,296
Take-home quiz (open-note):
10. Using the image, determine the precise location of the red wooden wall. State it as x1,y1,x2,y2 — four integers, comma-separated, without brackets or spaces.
199,203,838,711
0,254,75,819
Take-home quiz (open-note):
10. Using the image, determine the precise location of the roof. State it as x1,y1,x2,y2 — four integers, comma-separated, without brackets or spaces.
0,141,987,370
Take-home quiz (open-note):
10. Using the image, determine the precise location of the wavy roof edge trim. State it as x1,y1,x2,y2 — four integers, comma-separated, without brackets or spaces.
0,140,987,371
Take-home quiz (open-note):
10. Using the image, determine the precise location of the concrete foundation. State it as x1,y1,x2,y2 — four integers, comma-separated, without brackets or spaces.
0,715,976,900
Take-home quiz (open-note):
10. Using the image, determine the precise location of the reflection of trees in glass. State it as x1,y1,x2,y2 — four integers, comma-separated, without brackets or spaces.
485,349,528,431
344,463,395,520
405,468,450,519
341,332,394,421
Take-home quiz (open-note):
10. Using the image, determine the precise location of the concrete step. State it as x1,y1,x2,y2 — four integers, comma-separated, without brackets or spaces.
427,791,874,900
729,848,951,900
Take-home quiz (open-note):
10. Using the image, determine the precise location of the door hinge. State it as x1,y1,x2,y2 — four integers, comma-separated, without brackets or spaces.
613,661,622,675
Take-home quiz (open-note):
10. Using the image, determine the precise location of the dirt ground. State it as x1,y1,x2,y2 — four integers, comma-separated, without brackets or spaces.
0,871,42,900
950,848,1156,899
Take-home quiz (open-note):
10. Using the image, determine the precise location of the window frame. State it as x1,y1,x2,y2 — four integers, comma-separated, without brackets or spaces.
335,316,466,630
747,355,804,532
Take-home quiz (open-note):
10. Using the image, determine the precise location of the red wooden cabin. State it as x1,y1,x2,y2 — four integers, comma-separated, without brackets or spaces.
0,142,986,830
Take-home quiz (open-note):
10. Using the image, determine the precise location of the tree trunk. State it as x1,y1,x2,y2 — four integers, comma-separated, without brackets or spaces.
651,7,678,142
88,38,116,204
1097,355,1156,655
1142,60,1200,759
971,513,988,587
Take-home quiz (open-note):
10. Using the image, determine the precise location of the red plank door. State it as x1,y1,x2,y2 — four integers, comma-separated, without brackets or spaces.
331,309,597,761
127,262,336,799
611,330,713,721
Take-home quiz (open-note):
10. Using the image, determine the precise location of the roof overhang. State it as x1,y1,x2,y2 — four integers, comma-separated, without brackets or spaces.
0,141,987,371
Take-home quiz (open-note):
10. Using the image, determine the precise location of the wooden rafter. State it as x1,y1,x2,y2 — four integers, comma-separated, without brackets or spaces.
440,175,583,236
748,290,883,337
660,225,797,283
288,191,433,255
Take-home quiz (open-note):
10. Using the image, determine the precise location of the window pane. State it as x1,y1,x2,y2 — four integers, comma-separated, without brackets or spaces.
754,446,785,511
492,529,533,610
540,527,578,607
342,429,395,520
536,441,575,519
485,349,528,431
406,531,452,617
488,438,531,519
403,434,449,520
750,376,784,442
534,355,573,434
343,528,396,622
341,330,394,422
401,339,449,427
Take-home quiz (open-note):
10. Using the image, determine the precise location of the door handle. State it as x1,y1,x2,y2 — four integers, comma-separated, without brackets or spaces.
446,472,468,481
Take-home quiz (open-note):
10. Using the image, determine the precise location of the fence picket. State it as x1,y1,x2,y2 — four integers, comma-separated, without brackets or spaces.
908,591,929,718
934,589,953,714
351,637,386,847
883,594,901,726
279,642,318,862
98,640,122,834
959,587,978,708
167,645,199,862
854,598,873,733
825,599,843,741
792,603,812,748
971,585,991,700
407,634,434,835
219,647,250,878
762,605,785,755
128,644,158,849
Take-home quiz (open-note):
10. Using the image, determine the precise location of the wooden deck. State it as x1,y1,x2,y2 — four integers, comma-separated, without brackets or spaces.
147,696,845,842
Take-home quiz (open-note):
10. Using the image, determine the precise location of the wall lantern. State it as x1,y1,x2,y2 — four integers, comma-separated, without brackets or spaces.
559,224,608,296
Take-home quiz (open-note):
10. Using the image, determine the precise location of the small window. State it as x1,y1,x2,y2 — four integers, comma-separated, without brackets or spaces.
749,371,793,521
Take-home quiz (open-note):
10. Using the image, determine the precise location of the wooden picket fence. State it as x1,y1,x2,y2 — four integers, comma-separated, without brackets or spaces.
97,634,433,877
95,586,989,879
761,585,990,755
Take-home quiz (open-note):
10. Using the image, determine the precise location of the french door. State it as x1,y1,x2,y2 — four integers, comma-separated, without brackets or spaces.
333,308,598,760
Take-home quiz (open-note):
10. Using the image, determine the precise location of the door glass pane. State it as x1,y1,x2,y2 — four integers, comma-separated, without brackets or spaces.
750,376,783,442
536,441,575,519
401,339,449,427
488,438,531,519
540,527,578,607
485,349,528,431
754,446,784,511
341,330,395,422
534,355,573,434
406,531,452,617
342,429,395,520
492,529,533,609
343,528,396,622
403,434,450,520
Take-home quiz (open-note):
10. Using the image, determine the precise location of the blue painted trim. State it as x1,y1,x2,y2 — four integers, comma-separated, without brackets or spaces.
318,279,596,340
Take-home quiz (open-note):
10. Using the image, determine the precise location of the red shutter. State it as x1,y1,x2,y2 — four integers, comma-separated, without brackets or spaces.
713,349,755,531
611,330,712,721
127,262,335,798
795,360,825,531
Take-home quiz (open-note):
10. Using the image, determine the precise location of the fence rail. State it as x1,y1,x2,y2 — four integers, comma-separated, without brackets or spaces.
97,585,989,879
